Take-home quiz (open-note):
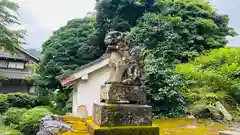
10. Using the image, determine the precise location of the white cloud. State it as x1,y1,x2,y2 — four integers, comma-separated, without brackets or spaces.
19,0,95,30
16,0,96,49
209,0,240,46
14,0,240,49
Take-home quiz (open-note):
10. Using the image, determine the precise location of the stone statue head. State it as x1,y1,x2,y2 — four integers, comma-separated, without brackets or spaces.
104,31,126,46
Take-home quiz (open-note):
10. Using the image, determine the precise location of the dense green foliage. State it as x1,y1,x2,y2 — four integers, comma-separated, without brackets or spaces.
0,126,23,135
0,94,9,114
142,55,188,117
7,93,41,108
95,0,154,51
176,48,240,119
0,101,9,114
1,106,51,135
3,108,27,127
52,92,73,115
17,106,52,135
0,93,47,114
130,0,236,117
0,0,25,52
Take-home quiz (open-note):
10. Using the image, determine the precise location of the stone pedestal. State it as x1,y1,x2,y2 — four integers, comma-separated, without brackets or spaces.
90,83,159,135
100,83,147,104
86,120,159,135
93,103,152,127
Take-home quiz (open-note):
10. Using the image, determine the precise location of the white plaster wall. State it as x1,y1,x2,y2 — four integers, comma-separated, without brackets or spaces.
72,84,78,115
73,66,109,116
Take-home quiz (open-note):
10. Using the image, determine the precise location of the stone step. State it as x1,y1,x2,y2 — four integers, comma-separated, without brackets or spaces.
93,103,152,127
60,115,90,135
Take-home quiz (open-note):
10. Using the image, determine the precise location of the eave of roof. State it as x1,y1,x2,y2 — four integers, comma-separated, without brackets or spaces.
57,53,110,82
0,46,40,63
18,46,40,62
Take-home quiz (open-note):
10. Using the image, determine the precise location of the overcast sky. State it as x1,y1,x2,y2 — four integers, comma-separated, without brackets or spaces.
16,0,240,50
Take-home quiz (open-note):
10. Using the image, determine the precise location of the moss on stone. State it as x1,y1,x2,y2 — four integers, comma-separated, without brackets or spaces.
107,104,116,111
95,126,159,135
86,120,159,135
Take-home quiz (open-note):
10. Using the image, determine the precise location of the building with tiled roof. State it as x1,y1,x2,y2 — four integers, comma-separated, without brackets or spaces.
0,47,39,93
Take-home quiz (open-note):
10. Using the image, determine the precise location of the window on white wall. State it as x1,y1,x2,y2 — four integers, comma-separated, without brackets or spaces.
8,62,24,69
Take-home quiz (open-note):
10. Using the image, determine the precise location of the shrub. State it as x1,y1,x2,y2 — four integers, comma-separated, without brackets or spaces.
176,48,240,118
0,93,50,114
7,93,40,108
37,95,51,106
18,106,52,135
0,115,4,125
0,94,9,114
3,108,27,126
0,126,23,135
52,92,72,115
0,101,9,114
0,94,8,102
54,92,68,103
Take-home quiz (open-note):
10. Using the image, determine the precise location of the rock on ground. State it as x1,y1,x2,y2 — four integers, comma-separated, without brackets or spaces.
219,130,240,135
37,115,73,135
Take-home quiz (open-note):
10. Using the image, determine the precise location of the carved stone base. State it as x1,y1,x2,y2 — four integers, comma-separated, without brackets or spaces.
100,83,147,104
92,103,152,127
86,120,159,135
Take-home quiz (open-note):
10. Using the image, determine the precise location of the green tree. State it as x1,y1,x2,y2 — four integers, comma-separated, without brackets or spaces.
0,0,25,52
176,48,240,119
94,0,154,52
130,0,237,117
39,16,100,95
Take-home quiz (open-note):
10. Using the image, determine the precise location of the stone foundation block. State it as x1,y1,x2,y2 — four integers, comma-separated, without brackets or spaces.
86,120,159,135
100,83,147,104
92,103,152,127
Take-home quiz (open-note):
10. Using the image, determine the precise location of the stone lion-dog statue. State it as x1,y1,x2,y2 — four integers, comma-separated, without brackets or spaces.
104,31,142,85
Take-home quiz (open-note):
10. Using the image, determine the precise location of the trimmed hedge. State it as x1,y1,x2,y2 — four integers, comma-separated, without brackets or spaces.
0,101,9,114
0,93,49,114
3,108,27,126
0,94,9,114
7,93,39,108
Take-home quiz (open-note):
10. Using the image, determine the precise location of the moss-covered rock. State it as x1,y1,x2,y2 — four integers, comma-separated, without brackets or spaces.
190,103,223,121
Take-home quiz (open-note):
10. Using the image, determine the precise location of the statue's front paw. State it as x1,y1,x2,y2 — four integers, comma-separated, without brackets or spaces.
122,79,132,84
